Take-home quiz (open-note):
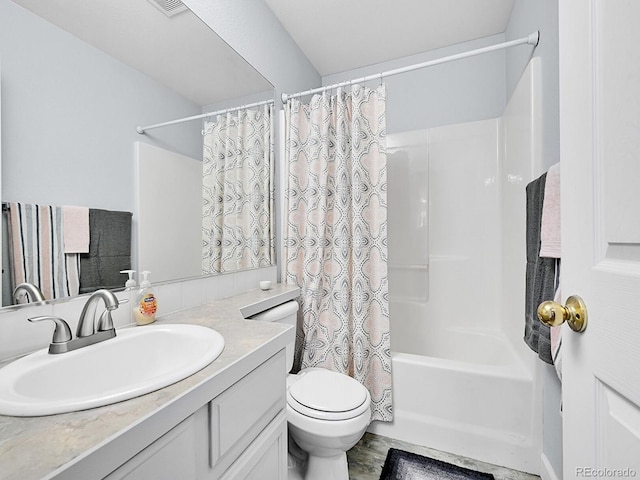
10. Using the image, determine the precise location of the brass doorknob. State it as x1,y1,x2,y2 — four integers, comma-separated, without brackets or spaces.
537,295,588,332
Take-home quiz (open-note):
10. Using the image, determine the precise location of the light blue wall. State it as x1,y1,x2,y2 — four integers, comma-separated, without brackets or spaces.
0,0,202,212
506,0,560,170
322,34,508,133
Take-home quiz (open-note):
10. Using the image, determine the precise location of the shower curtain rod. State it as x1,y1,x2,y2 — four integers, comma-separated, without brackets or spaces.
136,98,274,134
281,31,540,103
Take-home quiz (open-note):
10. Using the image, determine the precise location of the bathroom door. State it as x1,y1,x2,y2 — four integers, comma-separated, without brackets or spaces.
560,0,640,475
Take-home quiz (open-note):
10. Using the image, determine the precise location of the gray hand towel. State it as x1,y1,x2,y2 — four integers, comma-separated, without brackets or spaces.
524,173,556,364
79,209,132,293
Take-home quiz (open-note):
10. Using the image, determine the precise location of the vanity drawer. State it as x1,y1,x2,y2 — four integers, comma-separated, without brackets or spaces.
209,351,286,477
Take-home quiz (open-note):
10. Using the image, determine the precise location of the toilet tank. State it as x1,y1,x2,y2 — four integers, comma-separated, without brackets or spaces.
248,300,298,372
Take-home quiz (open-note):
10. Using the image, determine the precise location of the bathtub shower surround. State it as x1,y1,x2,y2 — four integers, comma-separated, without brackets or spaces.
284,84,392,422
369,59,544,473
202,104,275,274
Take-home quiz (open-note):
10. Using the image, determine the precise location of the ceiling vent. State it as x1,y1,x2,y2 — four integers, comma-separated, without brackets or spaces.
147,0,188,18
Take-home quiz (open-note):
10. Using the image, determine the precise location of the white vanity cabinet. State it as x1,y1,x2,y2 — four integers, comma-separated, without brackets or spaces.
0,286,299,480
104,352,287,480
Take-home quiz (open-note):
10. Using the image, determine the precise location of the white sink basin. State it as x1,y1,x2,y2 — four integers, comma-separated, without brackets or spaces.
0,324,224,417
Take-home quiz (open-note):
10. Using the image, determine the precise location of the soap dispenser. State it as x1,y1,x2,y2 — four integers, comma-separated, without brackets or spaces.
120,270,137,291
134,271,157,326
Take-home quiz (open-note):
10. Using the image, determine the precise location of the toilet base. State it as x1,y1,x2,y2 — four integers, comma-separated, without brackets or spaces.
304,452,348,480
287,455,305,480
287,436,307,480
288,436,349,480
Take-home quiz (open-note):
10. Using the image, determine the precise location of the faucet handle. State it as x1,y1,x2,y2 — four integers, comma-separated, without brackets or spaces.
28,316,72,343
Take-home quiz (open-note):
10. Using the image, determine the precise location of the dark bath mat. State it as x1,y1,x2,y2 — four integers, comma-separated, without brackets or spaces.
379,448,495,480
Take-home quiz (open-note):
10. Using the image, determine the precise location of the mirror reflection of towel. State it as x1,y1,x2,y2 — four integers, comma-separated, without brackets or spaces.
79,209,132,293
7,202,80,300
62,206,90,254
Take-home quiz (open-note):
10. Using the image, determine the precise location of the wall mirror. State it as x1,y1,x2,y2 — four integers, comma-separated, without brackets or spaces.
0,0,275,306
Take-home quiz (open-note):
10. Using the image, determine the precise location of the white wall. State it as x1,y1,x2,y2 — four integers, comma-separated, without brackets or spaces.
500,62,545,473
136,143,202,283
386,130,429,314
387,118,502,354
501,57,544,357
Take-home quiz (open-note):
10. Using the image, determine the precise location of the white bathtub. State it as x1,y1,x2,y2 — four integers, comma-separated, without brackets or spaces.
368,326,541,473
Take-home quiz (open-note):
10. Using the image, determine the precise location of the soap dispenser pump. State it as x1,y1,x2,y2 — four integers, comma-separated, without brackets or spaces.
120,270,137,291
134,271,157,326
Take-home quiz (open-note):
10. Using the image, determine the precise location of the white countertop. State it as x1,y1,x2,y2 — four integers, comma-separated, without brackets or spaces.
0,285,299,480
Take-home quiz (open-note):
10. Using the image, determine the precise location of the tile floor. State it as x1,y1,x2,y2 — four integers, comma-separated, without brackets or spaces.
346,433,541,480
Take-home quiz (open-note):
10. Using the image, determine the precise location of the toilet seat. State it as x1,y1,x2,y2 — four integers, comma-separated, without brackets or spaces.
287,369,370,421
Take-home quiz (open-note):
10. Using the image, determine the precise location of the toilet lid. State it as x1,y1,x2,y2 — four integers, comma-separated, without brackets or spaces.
287,370,370,421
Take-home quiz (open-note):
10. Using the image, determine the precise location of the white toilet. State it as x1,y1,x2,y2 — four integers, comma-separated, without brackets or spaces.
250,300,371,480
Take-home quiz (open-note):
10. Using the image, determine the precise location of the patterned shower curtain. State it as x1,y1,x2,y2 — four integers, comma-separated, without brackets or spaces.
284,84,392,422
202,105,275,274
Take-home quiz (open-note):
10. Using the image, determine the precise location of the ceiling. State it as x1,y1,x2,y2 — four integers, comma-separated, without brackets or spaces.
264,0,516,76
10,0,273,106
11,0,516,105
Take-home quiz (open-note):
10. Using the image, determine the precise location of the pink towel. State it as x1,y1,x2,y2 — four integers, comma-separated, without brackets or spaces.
540,163,560,258
62,206,90,253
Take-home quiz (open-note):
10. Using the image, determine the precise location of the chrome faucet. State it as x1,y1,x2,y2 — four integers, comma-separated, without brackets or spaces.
13,282,45,305
28,289,120,354
76,289,120,338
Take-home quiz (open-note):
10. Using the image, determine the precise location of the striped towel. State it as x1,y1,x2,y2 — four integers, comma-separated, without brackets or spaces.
7,203,80,300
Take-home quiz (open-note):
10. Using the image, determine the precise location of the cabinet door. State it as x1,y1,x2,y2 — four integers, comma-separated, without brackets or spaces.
243,417,287,480
219,411,288,480
209,352,286,477
105,408,207,480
